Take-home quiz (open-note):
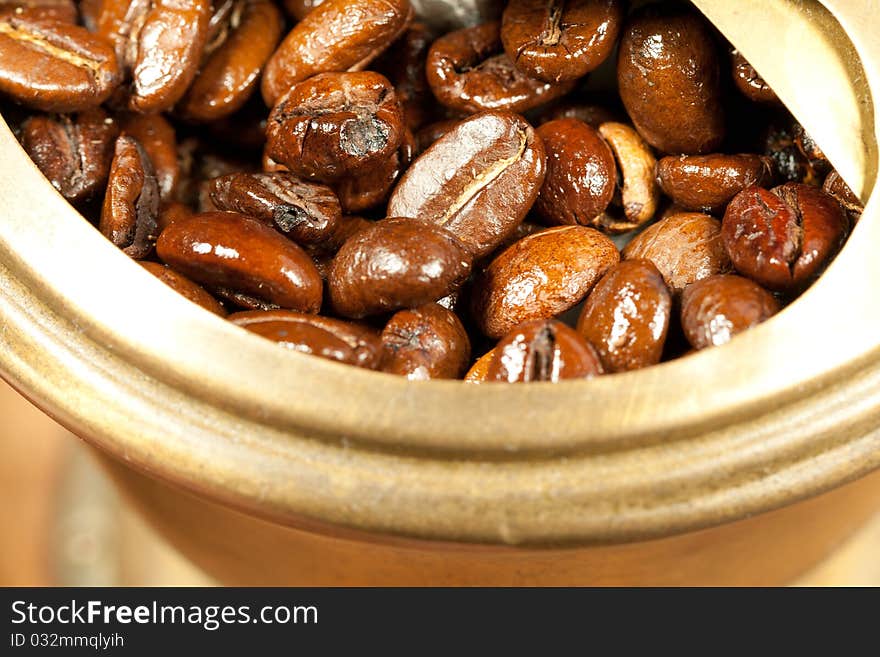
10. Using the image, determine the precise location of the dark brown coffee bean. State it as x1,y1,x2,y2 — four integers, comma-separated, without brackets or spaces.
20,108,118,203
380,303,471,380
623,212,731,294
617,6,724,154
306,214,373,279
576,259,671,373
328,218,472,318
823,170,862,224
281,0,324,20
487,319,603,382
229,310,382,369
656,154,775,214
266,71,405,184
388,110,546,258
261,0,413,106
731,49,779,105
501,0,623,83
534,118,616,227
426,21,575,114
98,0,211,113
177,0,282,122
374,22,435,131
762,120,814,185
209,172,341,245
99,135,159,259
0,0,76,22
156,211,323,312
0,10,120,112
473,225,619,339
139,261,227,316
722,183,848,292
118,112,179,202
681,274,780,350
335,129,415,214
537,102,621,128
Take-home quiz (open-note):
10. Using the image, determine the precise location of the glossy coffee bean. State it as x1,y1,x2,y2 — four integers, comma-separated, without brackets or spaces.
0,0,76,23
139,261,227,316
335,128,415,214
823,170,862,224
98,0,211,113
534,118,616,227
501,0,623,83
328,218,472,318
99,135,160,259
656,154,775,214
426,21,575,115
487,319,603,382
20,108,118,203
623,212,731,295
681,275,780,350
576,259,671,373
266,72,404,183
306,214,373,279
473,225,619,339
118,113,179,202
229,310,382,369
380,303,471,380
722,183,848,292
464,350,494,383
156,201,194,234
156,211,323,312
209,172,341,245
617,6,724,154
261,0,413,106
414,119,459,156
388,111,546,258
0,10,120,112
177,0,283,122
731,49,779,105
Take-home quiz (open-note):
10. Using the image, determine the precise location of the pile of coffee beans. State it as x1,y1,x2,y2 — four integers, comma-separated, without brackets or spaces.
0,0,862,382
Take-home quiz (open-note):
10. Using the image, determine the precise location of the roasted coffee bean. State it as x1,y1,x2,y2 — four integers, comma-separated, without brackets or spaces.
261,0,413,106
763,120,812,184
375,22,435,130
139,261,227,316
380,303,471,380
156,200,193,233
823,170,862,224
328,217,472,318
177,0,282,122
681,275,780,350
99,135,160,258
335,128,415,214
464,350,494,383
229,310,382,368
722,183,848,292
792,123,831,180
617,6,724,154
731,49,779,105
281,0,324,20
388,111,546,258
118,113,179,202
0,0,76,22
623,212,731,295
414,118,459,155
98,0,211,113
20,108,118,203
306,214,373,278
656,154,775,214
156,211,323,312
501,0,623,83
534,118,616,227
0,10,120,112
209,172,341,245
487,319,603,382
537,101,621,128
266,71,405,183
576,259,671,373
426,21,575,115
473,225,619,339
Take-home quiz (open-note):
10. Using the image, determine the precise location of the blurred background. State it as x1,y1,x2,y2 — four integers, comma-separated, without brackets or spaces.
1,377,878,586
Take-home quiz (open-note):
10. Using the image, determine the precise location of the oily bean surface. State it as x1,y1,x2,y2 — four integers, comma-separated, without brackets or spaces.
261,0,413,106
328,218,472,319
0,10,121,112
426,21,575,115
229,310,382,369
487,319,603,382
139,261,226,316
388,110,546,258
118,112,178,202
381,303,471,380
335,128,415,214
577,259,671,373
623,212,730,294
501,0,623,83
617,6,724,154
731,50,779,105
473,225,619,339
156,211,323,312
680,274,780,350
656,154,775,214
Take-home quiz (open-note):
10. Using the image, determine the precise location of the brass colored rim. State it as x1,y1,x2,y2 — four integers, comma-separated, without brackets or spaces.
0,0,879,546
